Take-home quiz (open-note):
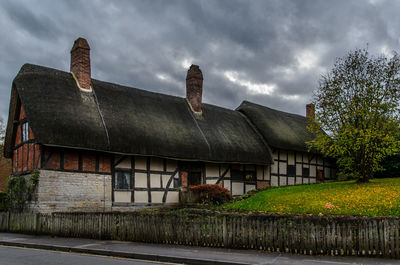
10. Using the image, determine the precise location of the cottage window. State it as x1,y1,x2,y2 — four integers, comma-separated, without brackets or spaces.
115,170,131,190
179,162,203,186
302,167,310,177
230,168,256,183
287,165,296,177
21,122,29,142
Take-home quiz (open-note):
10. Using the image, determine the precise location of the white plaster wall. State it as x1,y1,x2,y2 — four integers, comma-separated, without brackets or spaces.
296,176,303,184
135,172,147,188
296,164,302,176
271,163,277,174
271,176,278,187
279,162,287,175
310,166,316,177
162,174,171,188
287,177,295,185
166,160,178,172
287,152,295,165
296,152,303,163
206,179,216,184
115,157,131,169
280,151,287,160
135,157,147,170
114,191,131,203
264,166,270,180
232,182,244,196
134,191,148,203
150,157,163,171
310,178,316,184
150,173,161,188
166,191,179,203
245,184,256,193
34,170,112,213
225,169,231,178
151,191,164,203
279,177,287,186
223,180,230,190
206,163,219,178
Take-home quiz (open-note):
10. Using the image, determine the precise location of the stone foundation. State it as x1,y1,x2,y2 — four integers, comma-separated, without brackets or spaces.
31,169,112,213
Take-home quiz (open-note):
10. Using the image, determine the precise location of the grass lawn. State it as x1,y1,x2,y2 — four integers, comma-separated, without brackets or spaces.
222,178,400,217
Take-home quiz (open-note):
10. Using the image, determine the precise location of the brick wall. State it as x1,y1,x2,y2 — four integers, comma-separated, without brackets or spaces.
42,146,111,174
0,148,11,191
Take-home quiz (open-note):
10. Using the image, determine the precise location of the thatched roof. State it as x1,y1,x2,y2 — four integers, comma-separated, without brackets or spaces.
237,101,316,153
4,64,273,165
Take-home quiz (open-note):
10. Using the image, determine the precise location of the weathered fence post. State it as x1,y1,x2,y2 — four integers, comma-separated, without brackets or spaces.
223,215,227,247
1,211,399,258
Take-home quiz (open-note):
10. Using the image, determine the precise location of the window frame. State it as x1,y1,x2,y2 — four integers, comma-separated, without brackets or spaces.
230,168,256,183
21,122,29,143
287,165,296,177
114,169,132,190
302,167,310,177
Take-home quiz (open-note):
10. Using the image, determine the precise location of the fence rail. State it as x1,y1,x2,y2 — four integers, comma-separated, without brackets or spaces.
0,211,399,258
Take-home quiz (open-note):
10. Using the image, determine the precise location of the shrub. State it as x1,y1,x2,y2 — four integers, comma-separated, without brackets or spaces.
6,170,39,212
189,184,232,205
374,154,400,178
0,192,7,211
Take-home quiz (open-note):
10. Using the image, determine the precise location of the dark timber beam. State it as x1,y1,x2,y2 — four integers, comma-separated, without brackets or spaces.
216,166,230,184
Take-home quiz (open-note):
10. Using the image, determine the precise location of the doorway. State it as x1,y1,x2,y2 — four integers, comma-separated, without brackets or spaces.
179,162,204,186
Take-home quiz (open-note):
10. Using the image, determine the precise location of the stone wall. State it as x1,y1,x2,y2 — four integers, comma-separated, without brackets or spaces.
32,169,112,213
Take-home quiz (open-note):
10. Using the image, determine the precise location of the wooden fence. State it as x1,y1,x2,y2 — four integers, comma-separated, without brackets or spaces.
0,211,399,258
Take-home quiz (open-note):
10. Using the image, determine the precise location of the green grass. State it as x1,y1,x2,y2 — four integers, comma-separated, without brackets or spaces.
222,178,400,217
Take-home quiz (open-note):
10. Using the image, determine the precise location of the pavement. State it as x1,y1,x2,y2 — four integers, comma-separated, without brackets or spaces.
0,233,399,265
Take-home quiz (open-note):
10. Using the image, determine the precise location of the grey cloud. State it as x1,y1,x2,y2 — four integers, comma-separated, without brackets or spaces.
1,0,400,121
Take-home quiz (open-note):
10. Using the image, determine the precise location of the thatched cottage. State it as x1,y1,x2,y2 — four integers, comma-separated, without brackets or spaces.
4,38,336,212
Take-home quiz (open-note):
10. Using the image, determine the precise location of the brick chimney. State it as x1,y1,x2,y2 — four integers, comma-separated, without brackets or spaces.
306,103,315,119
70,37,91,91
186,65,203,113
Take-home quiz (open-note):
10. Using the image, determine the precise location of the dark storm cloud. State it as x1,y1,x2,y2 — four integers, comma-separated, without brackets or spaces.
2,1,59,39
1,0,400,121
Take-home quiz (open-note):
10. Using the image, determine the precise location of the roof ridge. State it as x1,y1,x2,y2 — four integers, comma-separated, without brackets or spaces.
92,87,110,149
237,111,273,164
239,100,307,120
185,100,211,158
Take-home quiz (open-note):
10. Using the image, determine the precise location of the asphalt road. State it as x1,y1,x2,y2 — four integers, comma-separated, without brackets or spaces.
0,246,180,265
1,233,399,265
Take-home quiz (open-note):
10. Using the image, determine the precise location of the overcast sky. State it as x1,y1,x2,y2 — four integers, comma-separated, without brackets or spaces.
1,0,399,120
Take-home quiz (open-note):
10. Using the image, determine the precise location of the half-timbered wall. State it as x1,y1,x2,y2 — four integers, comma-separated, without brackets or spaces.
40,146,111,174
270,149,336,187
204,149,336,196
12,106,41,175
204,163,268,196
113,156,180,205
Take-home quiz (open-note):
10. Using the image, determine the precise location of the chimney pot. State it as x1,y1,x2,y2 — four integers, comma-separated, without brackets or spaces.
306,103,315,119
70,37,91,91
186,64,203,113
